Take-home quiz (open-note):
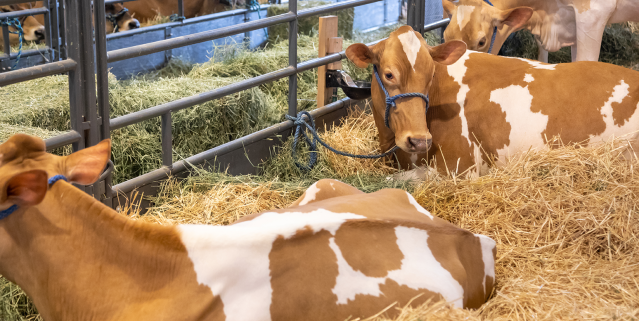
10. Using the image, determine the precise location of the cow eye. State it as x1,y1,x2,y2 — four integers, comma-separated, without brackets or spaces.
385,73,393,80
478,37,487,48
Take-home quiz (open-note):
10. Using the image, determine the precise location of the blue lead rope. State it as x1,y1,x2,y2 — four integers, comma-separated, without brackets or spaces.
483,0,498,54
0,175,67,220
0,17,24,70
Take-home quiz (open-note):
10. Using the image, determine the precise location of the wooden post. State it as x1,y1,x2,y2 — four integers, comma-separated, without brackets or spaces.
317,16,339,109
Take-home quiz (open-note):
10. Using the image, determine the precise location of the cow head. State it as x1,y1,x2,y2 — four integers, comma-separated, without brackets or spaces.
0,4,45,44
105,3,140,33
346,26,466,154
442,0,532,53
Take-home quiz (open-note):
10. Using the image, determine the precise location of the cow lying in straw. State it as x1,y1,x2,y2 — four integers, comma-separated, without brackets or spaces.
0,133,495,320
346,26,639,177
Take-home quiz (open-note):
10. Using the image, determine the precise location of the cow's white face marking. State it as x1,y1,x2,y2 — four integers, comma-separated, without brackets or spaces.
447,50,474,146
398,31,422,72
456,5,475,31
405,192,434,219
177,210,366,321
298,182,320,206
524,73,535,83
490,84,548,161
330,226,464,308
474,234,496,295
593,80,639,143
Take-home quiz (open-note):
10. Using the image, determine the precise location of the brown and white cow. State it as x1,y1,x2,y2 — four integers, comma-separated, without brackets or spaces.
347,26,639,176
0,4,45,48
0,133,495,320
442,0,639,62
124,0,234,23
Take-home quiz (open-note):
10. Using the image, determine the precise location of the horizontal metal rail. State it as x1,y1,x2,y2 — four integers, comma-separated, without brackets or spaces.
424,18,449,31
0,59,76,86
106,6,269,40
112,96,351,194
0,0,45,6
0,6,48,19
110,66,296,129
0,46,51,59
106,0,383,63
44,130,82,150
107,12,296,62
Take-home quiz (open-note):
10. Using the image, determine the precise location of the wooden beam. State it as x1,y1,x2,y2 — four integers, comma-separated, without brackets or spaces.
317,16,338,108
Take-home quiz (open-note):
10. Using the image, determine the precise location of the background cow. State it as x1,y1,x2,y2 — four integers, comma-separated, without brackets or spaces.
442,0,639,62
347,26,639,177
0,4,45,49
124,0,244,23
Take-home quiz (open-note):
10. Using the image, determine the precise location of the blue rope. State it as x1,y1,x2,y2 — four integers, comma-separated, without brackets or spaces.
0,175,67,220
248,0,268,37
286,111,399,171
0,17,23,70
483,0,498,54
373,65,429,129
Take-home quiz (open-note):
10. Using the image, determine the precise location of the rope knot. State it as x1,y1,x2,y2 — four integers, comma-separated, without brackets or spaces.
0,17,23,70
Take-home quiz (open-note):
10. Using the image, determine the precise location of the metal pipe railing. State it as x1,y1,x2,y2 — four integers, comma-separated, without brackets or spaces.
0,7,48,20
44,130,82,150
0,59,76,86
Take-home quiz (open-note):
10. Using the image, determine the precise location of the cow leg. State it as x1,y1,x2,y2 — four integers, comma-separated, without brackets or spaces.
537,47,549,63
573,5,615,61
289,179,364,207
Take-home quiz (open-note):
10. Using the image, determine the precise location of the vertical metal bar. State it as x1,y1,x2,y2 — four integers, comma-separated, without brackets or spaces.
161,113,173,167
65,0,85,153
50,0,59,61
79,0,99,148
383,0,388,24
407,0,424,34
42,0,52,62
287,0,297,117
178,0,184,19
95,0,113,205
164,26,172,64
1,26,9,71
59,0,67,60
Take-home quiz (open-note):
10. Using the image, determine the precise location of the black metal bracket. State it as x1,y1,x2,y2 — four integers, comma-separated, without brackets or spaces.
326,69,371,100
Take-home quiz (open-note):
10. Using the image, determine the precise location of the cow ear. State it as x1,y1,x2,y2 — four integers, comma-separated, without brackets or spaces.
492,7,533,30
346,43,375,68
63,139,111,185
442,0,455,18
4,170,48,206
429,40,467,65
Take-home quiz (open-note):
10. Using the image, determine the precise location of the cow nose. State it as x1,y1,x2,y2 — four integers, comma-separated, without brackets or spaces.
407,137,431,152
35,29,45,41
128,20,140,29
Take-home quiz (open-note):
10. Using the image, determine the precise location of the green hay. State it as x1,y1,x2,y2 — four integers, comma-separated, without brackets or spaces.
267,1,354,43
0,278,39,321
499,23,639,66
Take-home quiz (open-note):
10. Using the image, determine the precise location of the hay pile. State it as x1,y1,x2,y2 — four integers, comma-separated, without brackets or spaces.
267,1,354,44
142,110,639,320
499,23,639,67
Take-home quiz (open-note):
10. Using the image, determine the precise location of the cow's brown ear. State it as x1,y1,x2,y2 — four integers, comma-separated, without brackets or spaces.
442,0,455,18
346,43,375,68
492,7,533,30
4,170,48,206
429,40,467,65
63,139,112,185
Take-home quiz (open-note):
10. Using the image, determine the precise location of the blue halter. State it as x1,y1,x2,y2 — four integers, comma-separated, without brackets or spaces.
373,65,430,129
484,0,498,54
0,175,67,220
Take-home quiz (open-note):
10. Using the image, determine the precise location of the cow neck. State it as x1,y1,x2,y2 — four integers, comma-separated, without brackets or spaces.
0,180,215,320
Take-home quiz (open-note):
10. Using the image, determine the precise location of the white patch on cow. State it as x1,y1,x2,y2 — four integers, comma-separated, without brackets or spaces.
397,31,421,71
298,181,320,206
388,227,465,308
405,192,434,219
330,226,464,308
329,238,385,303
178,209,366,321
514,57,557,70
474,234,496,295
490,84,548,162
592,80,639,143
524,73,534,83
330,182,335,190
456,5,475,31
447,50,474,146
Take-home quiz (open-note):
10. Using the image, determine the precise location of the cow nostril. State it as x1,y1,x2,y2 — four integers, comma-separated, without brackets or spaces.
407,137,429,151
35,29,45,40
129,20,140,29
